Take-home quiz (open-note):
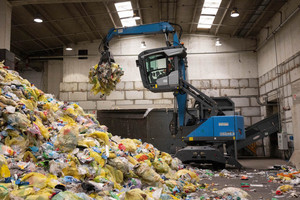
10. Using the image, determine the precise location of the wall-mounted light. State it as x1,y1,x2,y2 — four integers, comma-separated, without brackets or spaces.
33,15,43,23
141,41,146,48
230,7,239,17
66,47,73,51
215,38,222,46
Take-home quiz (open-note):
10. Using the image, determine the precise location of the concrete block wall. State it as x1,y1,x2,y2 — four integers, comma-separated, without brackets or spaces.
59,77,260,126
258,53,300,135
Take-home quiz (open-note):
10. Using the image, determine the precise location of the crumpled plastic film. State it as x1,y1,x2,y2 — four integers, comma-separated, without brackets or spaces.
88,62,124,96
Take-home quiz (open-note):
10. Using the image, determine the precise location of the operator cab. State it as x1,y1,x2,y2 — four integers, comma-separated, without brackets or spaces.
136,46,187,92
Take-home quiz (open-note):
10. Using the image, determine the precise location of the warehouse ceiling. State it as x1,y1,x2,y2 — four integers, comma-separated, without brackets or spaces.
8,0,286,58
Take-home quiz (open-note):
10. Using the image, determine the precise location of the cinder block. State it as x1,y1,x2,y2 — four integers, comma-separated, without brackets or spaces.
135,100,153,105
126,91,143,99
283,84,292,97
116,100,134,105
69,92,87,101
264,73,269,83
220,80,229,88
191,80,201,88
97,100,115,109
239,79,249,88
88,83,93,90
134,81,144,90
154,99,173,105
87,92,105,100
125,82,134,90
284,110,292,120
285,122,293,134
60,82,77,92
77,101,96,110
260,106,266,117
231,98,250,107
200,80,210,88
241,107,261,116
240,88,258,96
116,82,125,90
163,92,174,99
250,97,260,107
211,80,220,88
265,82,273,93
268,91,278,101
230,79,238,88
251,116,262,125
259,85,266,95
244,117,251,127
220,89,239,96
59,92,69,101
202,89,219,97
283,73,290,85
144,91,162,99
249,78,258,87
78,82,88,91
272,79,279,89
106,91,125,100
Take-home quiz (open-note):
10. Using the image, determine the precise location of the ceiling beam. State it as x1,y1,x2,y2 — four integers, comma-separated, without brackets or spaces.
73,3,103,40
137,0,143,25
104,2,117,28
244,2,274,37
189,0,200,33
9,0,110,6
214,0,232,35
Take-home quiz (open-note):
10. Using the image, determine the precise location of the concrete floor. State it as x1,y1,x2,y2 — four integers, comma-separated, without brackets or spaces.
239,158,289,169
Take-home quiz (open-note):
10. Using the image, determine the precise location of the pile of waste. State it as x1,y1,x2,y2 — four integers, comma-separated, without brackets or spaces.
0,62,253,199
89,62,124,96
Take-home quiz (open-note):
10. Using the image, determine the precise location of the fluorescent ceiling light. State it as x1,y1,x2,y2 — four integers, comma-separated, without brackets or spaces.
117,10,134,18
114,1,132,12
197,15,215,28
121,18,136,27
203,0,222,7
66,47,73,51
201,7,218,15
197,0,222,29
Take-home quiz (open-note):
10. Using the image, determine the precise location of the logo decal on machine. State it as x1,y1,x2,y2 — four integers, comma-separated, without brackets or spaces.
220,132,234,136
218,122,229,126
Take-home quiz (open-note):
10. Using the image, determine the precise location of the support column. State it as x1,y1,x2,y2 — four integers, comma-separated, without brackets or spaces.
290,80,300,169
0,0,12,50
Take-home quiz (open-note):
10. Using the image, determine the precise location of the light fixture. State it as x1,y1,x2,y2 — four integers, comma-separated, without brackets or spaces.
215,38,222,46
141,41,146,48
231,7,239,17
133,10,141,20
66,47,73,51
33,16,43,23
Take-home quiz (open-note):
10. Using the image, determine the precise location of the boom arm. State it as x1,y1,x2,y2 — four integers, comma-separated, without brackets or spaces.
98,22,181,64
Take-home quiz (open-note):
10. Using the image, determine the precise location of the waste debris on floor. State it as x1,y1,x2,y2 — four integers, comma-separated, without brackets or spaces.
0,61,299,200
89,62,124,96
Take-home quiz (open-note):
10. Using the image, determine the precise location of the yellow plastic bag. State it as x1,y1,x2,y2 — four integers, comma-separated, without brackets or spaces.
23,151,37,162
55,124,79,152
125,188,147,200
121,139,137,152
10,186,35,198
20,99,37,110
88,131,109,145
62,161,81,179
34,117,49,139
21,172,48,188
89,148,105,167
183,183,197,193
153,158,170,173
133,163,162,184
0,155,10,179
175,169,199,182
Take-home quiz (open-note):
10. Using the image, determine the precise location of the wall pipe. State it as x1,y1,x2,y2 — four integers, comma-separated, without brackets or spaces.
28,50,255,60
256,4,300,51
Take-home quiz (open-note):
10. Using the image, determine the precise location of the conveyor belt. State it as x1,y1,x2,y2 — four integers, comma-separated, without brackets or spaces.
227,113,280,155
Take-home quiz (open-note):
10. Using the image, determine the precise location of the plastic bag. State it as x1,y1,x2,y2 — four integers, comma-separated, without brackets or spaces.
125,188,148,200
153,158,170,173
52,191,83,200
55,124,79,152
133,163,162,184
0,155,10,179
62,161,81,179
108,157,129,173
21,172,48,188
121,139,137,152
4,112,30,131
0,185,9,200
175,169,199,182
87,131,109,146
